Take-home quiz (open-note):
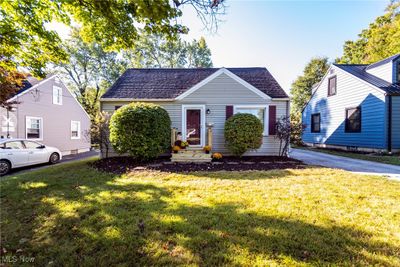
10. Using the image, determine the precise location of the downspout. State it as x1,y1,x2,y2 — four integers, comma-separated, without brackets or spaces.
387,95,392,153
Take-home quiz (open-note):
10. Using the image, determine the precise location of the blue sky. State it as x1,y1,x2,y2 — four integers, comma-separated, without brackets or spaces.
179,0,388,92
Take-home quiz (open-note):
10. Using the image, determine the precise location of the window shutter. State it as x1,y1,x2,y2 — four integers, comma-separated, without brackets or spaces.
269,106,277,135
226,106,233,120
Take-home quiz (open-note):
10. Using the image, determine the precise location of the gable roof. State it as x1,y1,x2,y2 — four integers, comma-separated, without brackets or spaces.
365,54,400,70
333,64,400,95
101,67,288,100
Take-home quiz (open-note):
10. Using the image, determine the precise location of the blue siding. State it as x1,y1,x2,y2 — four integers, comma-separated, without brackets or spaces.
302,66,387,149
392,96,400,149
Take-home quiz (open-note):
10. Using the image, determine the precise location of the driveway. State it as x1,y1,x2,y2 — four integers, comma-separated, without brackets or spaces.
3,150,99,177
290,148,400,180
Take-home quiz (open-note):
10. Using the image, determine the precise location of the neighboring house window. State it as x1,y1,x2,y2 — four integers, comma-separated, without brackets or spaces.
71,121,81,139
345,107,361,133
115,106,122,110
397,62,400,83
311,113,321,133
53,86,63,105
26,117,43,140
234,105,268,134
328,76,337,96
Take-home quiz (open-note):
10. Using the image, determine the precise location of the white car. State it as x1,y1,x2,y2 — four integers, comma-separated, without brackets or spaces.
0,139,62,176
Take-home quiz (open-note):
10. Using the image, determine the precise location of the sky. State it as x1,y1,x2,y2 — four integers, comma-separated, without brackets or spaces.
177,0,388,92
50,0,389,94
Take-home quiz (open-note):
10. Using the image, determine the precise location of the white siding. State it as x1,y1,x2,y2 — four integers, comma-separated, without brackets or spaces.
366,63,393,83
101,72,289,156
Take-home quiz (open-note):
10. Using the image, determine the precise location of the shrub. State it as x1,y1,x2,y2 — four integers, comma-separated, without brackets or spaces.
212,152,223,160
109,103,171,160
224,113,263,157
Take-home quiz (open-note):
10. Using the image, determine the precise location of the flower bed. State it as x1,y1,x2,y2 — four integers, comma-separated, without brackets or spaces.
91,156,306,174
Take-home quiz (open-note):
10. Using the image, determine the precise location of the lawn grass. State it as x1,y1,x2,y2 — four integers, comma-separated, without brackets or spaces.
295,146,400,166
1,160,400,266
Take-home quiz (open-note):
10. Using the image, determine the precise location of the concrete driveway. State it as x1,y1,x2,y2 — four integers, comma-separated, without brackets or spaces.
3,150,99,177
290,148,400,180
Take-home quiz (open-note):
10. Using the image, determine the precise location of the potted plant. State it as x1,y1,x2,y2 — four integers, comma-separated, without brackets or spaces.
203,145,212,154
180,141,189,149
212,152,223,161
172,146,181,154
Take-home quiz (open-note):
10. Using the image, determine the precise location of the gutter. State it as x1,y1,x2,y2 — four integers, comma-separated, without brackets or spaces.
388,95,392,153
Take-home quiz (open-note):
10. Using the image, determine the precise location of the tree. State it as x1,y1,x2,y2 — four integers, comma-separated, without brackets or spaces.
337,1,400,64
55,30,128,119
275,116,291,156
125,32,213,68
0,68,25,109
290,57,329,145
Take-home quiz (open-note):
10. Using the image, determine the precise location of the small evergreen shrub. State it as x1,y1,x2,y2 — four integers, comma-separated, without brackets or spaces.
109,103,171,160
224,113,263,157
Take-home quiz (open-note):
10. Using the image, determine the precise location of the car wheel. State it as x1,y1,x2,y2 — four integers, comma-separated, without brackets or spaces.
49,153,60,164
0,160,11,176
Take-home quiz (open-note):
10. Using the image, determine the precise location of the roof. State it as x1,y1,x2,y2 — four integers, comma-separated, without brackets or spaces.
101,68,288,99
333,64,400,95
365,54,400,70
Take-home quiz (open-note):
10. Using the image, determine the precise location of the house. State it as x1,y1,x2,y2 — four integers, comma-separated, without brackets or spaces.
100,67,289,157
0,75,91,155
302,54,400,153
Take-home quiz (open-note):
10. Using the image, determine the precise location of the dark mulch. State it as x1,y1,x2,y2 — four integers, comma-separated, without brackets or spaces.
90,156,306,174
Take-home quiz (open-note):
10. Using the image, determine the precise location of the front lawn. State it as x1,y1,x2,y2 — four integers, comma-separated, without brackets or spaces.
295,146,400,166
1,160,399,266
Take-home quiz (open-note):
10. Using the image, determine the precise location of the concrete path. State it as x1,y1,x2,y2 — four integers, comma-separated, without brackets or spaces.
290,148,400,180
3,150,99,177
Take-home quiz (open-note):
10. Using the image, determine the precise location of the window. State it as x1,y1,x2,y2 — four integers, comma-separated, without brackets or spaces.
115,106,122,110
345,107,361,133
26,117,43,140
53,86,63,105
234,105,268,134
23,141,41,149
71,121,81,139
397,62,400,83
311,113,321,133
328,76,337,96
4,141,24,149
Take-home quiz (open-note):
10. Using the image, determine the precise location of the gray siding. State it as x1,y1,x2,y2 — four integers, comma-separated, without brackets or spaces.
101,72,289,156
366,62,393,83
302,66,387,150
392,96,400,149
0,77,91,155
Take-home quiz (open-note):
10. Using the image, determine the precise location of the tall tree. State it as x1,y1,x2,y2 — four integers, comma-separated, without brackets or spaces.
55,30,128,119
290,57,329,145
125,33,213,68
338,1,400,64
290,57,330,117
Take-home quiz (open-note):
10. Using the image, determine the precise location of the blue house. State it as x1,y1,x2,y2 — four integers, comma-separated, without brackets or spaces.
302,54,400,153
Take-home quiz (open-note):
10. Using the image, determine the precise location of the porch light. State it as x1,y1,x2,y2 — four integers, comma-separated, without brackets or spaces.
206,108,211,115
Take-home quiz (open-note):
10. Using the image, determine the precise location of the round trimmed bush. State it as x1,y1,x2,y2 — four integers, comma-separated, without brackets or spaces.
109,103,171,160
224,113,263,157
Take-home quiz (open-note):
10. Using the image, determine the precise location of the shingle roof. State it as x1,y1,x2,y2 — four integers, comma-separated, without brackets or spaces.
333,64,400,95
365,54,400,70
101,68,288,99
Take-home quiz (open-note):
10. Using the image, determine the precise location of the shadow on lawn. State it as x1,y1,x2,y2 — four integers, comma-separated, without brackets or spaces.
0,164,398,266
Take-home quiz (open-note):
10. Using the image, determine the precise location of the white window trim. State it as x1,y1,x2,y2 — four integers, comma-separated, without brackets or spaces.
53,86,63,105
181,105,206,147
234,105,269,136
71,120,81,140
25,116,43,141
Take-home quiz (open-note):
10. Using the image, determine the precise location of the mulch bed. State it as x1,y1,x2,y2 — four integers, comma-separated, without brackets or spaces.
90,156,307,174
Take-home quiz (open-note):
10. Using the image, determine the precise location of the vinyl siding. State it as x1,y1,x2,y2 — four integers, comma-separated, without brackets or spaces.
392,96,400,149
101,72,289,156
0,77,91,154
302,66,387,150
366,62,393,83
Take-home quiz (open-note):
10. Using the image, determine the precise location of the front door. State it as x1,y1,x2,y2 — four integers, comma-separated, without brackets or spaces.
183,105,205,147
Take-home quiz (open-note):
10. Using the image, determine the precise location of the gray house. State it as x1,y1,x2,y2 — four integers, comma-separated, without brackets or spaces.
302,54,400,152
100,67,289,157
0,75,91,155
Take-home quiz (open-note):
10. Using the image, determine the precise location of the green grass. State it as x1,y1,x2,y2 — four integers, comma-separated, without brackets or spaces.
1,160,400,266
295,146,400,166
